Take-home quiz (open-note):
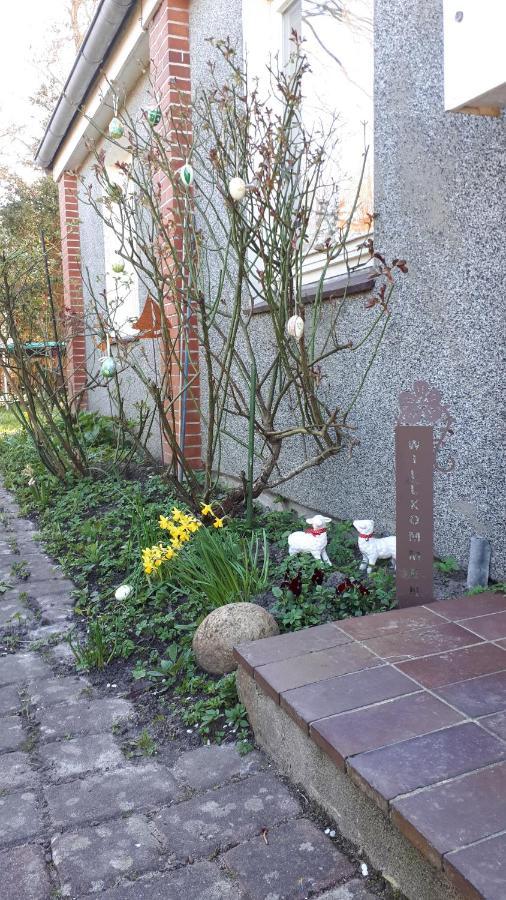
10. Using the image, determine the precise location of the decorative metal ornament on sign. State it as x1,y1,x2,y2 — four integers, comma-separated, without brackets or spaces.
395,380,454,608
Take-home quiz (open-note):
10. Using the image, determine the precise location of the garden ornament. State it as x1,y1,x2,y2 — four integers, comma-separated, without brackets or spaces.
228,176,247,201
288,514,332,564
286,315,304,340
147,106,162,126
353,519,396,573
115,584,132,601
111,260,125,274
108,116,124,139
179,163,194,187
100,356,117,379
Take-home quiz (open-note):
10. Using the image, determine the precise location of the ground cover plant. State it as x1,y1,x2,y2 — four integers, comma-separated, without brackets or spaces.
0,419,399,750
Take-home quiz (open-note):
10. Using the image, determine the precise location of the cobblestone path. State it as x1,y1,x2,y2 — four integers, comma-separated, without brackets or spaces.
0,485,381,900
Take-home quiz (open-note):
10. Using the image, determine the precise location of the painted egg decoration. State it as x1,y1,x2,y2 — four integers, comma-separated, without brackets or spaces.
147,106,162,126
115,584,132,601
111,261,125,274
228,177,247,202
179,163,194,187
286,315,305,340
108,116,124,139
100,356,117,379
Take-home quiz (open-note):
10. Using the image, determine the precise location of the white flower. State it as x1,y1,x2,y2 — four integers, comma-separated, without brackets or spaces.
115,584,132,601
360,863,369,877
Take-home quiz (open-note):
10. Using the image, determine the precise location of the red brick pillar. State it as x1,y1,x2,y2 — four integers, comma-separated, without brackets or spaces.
58,172,88,407
149,0,202,469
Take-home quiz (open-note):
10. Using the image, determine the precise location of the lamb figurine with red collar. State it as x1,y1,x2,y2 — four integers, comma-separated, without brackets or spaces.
288,514,332,564
353,519,396,573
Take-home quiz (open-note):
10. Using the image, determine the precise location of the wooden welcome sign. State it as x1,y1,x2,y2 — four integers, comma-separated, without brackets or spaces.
395,381,454,608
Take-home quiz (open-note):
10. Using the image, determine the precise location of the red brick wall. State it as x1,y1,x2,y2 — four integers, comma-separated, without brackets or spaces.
58,172,88,407
149,0,202,469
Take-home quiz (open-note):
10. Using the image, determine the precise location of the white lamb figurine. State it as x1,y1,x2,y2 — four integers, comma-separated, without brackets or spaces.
288,515,332,564
353,519,396,573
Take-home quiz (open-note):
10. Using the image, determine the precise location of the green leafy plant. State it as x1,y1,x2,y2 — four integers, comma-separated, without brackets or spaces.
466,582,506,596
168,526,270,610
434,556,460,575
67,620,116,670
10,560,30,581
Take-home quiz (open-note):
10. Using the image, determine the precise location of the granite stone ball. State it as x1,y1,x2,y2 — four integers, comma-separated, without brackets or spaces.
193,602,279,674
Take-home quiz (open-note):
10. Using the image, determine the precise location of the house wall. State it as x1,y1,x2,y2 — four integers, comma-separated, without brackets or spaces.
188,0,505,577
372,0,505,576
67,0,504,575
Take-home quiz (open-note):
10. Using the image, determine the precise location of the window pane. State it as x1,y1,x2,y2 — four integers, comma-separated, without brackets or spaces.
301,0,373,239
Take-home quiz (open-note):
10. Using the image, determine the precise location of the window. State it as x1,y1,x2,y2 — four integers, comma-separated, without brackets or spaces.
242,0,374,288
103,145,140,337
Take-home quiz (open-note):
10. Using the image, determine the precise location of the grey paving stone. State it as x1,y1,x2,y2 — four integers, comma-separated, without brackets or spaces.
27,675,91,708
0,792,43,847
317,881,378,899
28,579,75,597
86,861,247,900
154,773,301,861
0,683,21,716
38,697,133,741
0,751,38,790
39,733,125,781
37,596,74,625
0,652,51,686
171,742,264,791
51,641,75,663
222,818,355,900
0,715,25,752
0,844,51,899
0,600,29,629
45,763,182,828
28,624,70,643
52,815,165,896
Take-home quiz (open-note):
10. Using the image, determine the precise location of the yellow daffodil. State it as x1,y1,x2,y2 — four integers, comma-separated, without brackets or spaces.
201,503,214,516
159,515,171,530
213,517,224,528
172,508,183,522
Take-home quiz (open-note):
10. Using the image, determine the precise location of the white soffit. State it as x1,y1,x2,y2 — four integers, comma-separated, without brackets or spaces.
444,0,506,115
52,0,159,180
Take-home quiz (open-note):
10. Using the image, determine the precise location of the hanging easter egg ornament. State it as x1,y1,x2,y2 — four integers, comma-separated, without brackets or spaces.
108,116,124,139
112,260,125,274
286,315,305,340
147,106,162,126
100,356,117,379
228,176,247,202
115,584,132,601
179,163,194,187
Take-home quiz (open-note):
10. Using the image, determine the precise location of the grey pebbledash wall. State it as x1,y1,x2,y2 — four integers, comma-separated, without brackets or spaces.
371,0,505,576
190,0,505,576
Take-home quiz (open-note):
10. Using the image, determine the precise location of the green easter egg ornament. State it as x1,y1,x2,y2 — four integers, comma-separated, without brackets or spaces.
180,163,194,187
100,356,117,379
147,106,162,126
108,116,124,139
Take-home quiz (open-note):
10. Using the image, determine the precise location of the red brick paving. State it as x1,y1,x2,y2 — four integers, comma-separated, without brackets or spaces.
235,592,506,899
